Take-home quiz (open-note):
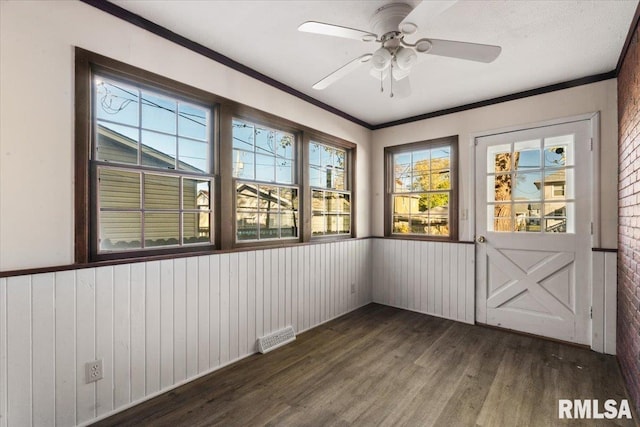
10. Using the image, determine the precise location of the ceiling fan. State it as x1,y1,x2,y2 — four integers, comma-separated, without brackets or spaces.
298,1,502,97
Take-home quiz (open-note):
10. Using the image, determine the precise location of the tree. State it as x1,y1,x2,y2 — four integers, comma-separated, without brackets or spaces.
492,152,519,231
412,157,450,211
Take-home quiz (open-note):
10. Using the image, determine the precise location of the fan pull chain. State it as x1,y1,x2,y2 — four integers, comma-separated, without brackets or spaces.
390,62,394,98
380,71,384,93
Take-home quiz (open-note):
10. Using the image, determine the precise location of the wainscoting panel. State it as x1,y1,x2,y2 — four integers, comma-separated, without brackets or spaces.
591,250,617,355
372,239,475,324
0,239,372,427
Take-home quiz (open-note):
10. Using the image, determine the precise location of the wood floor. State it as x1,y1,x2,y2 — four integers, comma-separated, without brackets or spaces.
94,304,634,427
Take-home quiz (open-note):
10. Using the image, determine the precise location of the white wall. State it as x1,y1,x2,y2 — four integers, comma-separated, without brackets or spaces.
0,240,373,427
0,1,372,271
370,79,619,248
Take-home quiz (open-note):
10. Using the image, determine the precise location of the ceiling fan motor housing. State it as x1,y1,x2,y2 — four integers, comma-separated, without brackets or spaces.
370,3,413,39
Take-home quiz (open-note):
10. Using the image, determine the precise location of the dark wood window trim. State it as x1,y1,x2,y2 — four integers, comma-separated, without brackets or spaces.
384,135,459,241
303,132,357,242
75,47,358,264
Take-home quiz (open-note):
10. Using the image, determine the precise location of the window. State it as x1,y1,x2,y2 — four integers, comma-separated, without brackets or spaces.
310,142,351,236
384,136,458,240
486,135,574,233
75,48,356,262
232,119,299,242
94,75,214,254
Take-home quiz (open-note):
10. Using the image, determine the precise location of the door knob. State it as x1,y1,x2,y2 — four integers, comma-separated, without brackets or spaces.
477,235,486,243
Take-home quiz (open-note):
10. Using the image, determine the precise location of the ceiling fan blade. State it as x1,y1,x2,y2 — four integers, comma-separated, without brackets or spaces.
312,54,373,90
398,1,458,34
425,39,501,63
298,21,377,42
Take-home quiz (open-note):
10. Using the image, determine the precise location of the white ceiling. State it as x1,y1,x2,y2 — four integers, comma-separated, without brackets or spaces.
111,0,638,127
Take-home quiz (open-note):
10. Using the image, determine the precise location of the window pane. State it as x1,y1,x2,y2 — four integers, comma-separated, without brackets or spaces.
544,135,573,166
144,174,179,209
332,169,346,190
393,215,410,234
429,216,448,236
338,215,350,234
334,150,345,169
514,202,541,232
393,195,416,216
338,193,350,213
237,184,258,211
99,211,141,251
309,142,321,166
544,169,572,198
257,185,278,210
431,169,450,190
144,213,179,247
237,211,258,240
488,144,512,173
255,128,275,155
178,103,207,141
276,132,294,159
99,169,140,209
412,150,430,169
545,218,566,233
325,214,340,235
326,192,340,212
183,179,210,210
183,212,210,244
141,92,177,134
490,203,514,232
393,153,412,187
233,120,254,150
410,215,429,234
276,159,293,184
412,172,430,192
321,145,333,168
141,130,177,169
514,139,541,170
312,190,325,213
255,153,275,182
280,211,298,237
95,78,139,127
280,187,298,211
178,138,208,173
514,172,542,201
233,150,254,180
309,165,325,188
311,213,325,235
258,211,279,239
428,193,449,212
431,147,450,170
96,121,139,164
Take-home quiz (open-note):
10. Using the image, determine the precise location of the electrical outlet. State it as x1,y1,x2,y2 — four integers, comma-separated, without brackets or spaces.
350,283,356,294
85,360,103,384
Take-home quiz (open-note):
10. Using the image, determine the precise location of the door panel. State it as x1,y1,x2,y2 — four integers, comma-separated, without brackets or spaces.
475,120,592,344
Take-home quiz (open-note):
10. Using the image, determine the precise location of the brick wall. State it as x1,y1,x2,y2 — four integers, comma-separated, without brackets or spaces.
618,16,640,416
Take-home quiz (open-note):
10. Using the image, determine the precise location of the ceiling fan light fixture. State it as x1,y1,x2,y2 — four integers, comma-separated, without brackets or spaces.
371,47,392,71
391,66,410,81
394,46,417,71
415,39,433,53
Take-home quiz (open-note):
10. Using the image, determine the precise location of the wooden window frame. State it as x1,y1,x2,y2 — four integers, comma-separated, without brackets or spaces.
308,139,353,239
383,136,459,241
75,48,357,264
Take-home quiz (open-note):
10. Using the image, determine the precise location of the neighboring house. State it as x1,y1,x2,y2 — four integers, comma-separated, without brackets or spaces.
97,124,208,249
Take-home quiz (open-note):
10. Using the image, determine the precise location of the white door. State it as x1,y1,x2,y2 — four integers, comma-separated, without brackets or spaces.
475,120,592,345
